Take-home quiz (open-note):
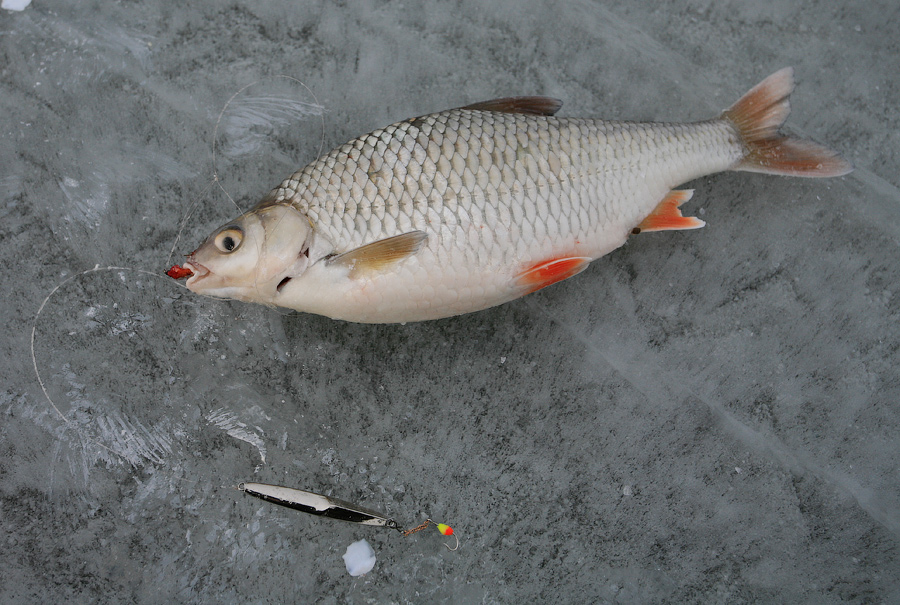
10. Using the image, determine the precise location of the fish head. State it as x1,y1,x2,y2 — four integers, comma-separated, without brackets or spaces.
183,203,313,304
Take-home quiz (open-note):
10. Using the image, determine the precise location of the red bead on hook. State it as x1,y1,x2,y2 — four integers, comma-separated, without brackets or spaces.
435,522,459,551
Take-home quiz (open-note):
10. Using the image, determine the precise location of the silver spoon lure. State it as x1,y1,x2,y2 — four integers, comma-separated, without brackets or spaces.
239,482,458,550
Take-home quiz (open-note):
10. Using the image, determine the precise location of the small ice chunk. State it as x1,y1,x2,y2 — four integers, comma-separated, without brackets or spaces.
1,0,32,11
343,539,376,576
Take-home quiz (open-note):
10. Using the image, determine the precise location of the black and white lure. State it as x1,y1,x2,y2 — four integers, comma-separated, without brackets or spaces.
239,482,459,550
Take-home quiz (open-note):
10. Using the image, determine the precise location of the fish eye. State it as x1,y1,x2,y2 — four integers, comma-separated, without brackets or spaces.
214,227,243,253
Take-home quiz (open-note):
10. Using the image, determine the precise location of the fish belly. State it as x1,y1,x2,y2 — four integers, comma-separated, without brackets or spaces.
272,109,744,322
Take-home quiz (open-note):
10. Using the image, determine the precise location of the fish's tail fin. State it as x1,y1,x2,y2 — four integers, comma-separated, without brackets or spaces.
723,67,852,177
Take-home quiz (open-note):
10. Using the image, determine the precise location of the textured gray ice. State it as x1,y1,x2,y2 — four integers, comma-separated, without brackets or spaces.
2,1,899,603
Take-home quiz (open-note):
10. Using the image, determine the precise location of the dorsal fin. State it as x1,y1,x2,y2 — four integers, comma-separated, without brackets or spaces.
461,96,563,116
327,231,428,278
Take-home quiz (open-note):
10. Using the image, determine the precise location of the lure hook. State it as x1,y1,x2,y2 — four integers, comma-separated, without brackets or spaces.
433,521,459,551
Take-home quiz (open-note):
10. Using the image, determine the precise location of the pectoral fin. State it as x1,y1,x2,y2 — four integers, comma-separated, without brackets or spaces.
632,189,705,234
515,256,592,295
328,231,428,278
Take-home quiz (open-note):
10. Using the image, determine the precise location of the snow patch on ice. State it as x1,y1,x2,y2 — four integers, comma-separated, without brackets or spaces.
206,408,267,463
46,364,176,469
93,409,174,466
343,539,376,576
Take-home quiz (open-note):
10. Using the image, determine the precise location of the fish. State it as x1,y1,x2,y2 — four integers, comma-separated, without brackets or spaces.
170,68,851,323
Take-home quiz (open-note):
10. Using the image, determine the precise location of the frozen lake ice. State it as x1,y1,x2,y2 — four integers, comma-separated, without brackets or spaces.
1,1,898,602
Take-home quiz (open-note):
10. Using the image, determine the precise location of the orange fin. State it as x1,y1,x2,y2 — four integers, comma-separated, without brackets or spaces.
329,231,428,278
515,256,591,295
461,96,562,116
633,189,705,234
723,68,852,177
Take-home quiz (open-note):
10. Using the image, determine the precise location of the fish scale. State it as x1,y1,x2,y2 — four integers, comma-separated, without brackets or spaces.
272,111,738,266
174,69,851,323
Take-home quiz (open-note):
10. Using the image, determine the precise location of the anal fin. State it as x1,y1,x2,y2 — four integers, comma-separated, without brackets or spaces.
515,256,592,295
632,189,705,234
328,231,428,278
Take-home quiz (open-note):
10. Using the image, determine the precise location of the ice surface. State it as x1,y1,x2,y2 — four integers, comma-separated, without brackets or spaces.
343,539,376,577
2,0,899,603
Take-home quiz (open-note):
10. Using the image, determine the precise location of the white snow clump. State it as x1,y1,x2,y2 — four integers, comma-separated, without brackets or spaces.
343,539,376,576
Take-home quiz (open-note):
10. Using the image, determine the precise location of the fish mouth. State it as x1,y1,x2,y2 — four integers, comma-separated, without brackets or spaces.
182,259,209,286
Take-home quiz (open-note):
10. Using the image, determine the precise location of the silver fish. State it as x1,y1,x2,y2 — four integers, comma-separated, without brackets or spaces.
170,68,850,323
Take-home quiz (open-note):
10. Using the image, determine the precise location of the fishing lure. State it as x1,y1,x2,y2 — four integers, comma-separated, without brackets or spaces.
239,482,458,550
165,264,194,279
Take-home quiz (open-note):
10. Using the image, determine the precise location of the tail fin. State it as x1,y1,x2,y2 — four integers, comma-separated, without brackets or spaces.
723,67,852,177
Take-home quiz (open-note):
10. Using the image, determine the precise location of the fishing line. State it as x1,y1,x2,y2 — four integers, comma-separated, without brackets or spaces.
166,75,327,309
166,74,325,315
165,177,218,268
35,75,327,459
30,264,195,464
209,75,326,216
169,75,325,267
